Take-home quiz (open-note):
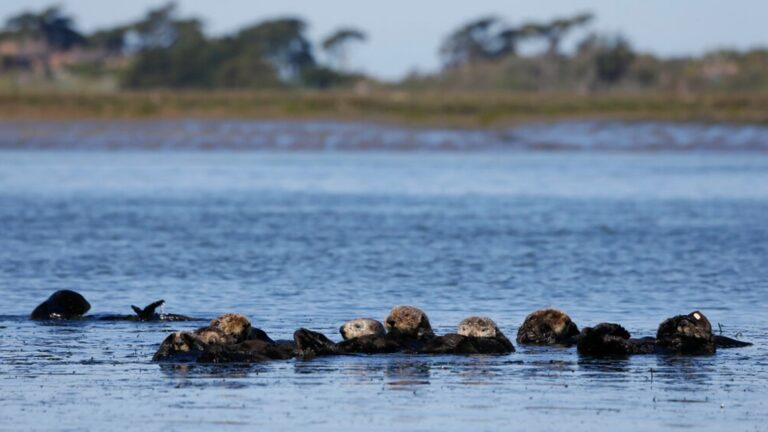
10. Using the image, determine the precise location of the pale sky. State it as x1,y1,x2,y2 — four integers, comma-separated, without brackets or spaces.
1,0,766,80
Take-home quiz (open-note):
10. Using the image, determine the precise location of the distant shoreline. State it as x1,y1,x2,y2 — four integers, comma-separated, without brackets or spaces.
2,117,767,152
2,90,767,127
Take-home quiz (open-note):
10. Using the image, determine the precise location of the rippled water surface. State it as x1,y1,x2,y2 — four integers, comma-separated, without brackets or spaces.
1,148,767,431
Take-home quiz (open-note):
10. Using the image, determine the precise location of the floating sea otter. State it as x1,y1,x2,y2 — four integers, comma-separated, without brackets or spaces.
30,290,192,321
153,313,293,362
576,311,752,357
31,290,91,320
293,306,515,358
516,308,580,346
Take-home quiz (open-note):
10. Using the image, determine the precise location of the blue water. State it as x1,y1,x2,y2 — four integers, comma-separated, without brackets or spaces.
1,148,767,431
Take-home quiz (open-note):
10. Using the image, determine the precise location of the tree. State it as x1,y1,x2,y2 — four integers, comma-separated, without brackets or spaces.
440,16,508,68
322,27,366,71
5,6,84,50
577,33,635,87
234,18,315,82
531,12,593,58
3,6,84,77
131,2,179,50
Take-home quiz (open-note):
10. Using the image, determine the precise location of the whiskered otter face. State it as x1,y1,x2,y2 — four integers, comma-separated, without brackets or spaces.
153,331,205,361
688,311,712,333
196,327,229,345
340,318,386,340
164,332,193,353
209,313,252,343
659,310,713,340
458,316,499,338
385,306,434,338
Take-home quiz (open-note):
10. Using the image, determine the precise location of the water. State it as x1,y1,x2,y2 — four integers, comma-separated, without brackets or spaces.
1,139,767,430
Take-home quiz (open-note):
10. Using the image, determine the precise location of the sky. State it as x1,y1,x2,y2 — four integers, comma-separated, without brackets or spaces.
1,0,766,81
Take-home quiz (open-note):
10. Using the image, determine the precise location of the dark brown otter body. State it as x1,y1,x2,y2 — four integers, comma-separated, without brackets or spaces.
293,310,515,358
516,309,580,346
656,311,716,355
98,300,193,322
577,311,751,357
153,313,285,362
31,290,91,320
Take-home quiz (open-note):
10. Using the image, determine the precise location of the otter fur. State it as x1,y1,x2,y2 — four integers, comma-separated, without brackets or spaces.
516,308,580,346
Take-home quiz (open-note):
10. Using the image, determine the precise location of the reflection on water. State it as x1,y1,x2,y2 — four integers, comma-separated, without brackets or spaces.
0,150,767,431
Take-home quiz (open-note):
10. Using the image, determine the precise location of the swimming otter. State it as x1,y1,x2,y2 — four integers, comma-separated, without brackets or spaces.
453,316,515,354
293,317,398,358
385,305,435,339
577,311,751,357
656,311,717,355
153,313,284,362
340,318,386,340
576,323,655,356
292,307,436,358
516,308,580,346
31,290,91,320
99,300,193,322
295,310,515,358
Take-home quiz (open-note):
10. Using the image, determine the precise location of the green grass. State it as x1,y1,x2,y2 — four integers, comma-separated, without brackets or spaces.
1,90,767,126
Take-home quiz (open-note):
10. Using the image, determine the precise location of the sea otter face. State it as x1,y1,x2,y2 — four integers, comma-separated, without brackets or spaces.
340,318,386,340
209,313,252,343
385,306,434,338
656,311,713,342
458,316,500,338
516,308,580,345
195,327,230,345
152,331,206,361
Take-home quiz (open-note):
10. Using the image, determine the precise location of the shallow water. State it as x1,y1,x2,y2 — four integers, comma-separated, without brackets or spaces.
1,149,767,431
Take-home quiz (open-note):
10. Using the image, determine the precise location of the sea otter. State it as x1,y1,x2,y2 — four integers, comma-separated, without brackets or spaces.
516,308,580,346
153,313,290,362
31,290,192,321
31,290,91,320
576,323,655,356
577,311,752,357
294,309,515,358
98,299,192,322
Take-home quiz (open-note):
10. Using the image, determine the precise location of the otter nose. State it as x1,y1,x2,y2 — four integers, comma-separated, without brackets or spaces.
339,325,346,337
386,318,396,327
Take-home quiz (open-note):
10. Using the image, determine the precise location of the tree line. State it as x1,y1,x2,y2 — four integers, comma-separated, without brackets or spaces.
1,3,766,93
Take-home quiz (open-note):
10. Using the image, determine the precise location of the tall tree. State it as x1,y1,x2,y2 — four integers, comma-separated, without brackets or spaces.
322,27,366,71
440,16,507,68
4,6,84,77
234,18,315,82
5,6,84,50
536,12,593,58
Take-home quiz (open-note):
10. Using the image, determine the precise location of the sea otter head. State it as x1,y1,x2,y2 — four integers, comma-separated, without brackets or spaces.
385,306,434,339
656,310,715,354
152,331,207,361
31,290,91,320
457,316,501,338
516,308,580,345
340,318,386,340
209,313,252,343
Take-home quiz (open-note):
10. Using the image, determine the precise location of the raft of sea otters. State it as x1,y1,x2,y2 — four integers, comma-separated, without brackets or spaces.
31,290,752,363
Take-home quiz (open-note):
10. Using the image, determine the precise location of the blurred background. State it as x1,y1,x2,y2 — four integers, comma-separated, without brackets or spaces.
0,0,766,125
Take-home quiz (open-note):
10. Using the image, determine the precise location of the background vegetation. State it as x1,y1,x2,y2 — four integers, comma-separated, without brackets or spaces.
1,3,767,124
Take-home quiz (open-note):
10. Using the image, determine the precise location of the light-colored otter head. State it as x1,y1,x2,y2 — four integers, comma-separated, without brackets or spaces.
516,308,580,345
195,327,230,345
339,318,386,340
458,316,500,338
385,305,434,338
209,313,252,343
